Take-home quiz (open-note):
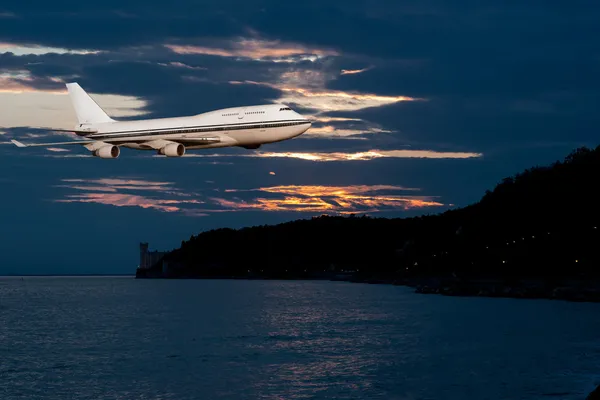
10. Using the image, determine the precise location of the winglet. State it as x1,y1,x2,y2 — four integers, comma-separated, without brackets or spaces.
11,140,27,148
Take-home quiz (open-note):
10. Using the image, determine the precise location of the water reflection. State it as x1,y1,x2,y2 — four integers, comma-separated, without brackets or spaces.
249,282,405,399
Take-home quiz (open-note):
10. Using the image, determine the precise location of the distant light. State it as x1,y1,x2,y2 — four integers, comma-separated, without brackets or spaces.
486,246,489,249
532,236,535,239
269,171,276,175
575,260,578,263
502,260,506,263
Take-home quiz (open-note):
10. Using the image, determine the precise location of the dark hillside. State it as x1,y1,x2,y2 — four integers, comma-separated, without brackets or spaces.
138,146,600,296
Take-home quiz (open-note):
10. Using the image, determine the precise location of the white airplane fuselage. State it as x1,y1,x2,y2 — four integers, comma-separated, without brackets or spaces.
10,83,312,158
88,104,311,151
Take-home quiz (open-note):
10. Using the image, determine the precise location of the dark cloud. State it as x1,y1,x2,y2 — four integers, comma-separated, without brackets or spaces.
1,0,599,273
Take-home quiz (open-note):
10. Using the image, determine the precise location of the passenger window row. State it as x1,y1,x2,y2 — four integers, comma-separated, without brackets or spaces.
99,121,304,139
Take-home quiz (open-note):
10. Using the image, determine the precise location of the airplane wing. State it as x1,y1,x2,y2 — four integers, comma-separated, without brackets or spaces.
136,137,222,149
11,139,96,148
11,136,222,148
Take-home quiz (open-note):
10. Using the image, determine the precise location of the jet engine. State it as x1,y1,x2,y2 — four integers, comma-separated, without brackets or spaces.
159,143,186,157
93,145,120,159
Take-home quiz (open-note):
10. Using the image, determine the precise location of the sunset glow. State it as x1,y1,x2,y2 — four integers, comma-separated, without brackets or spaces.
165,38,338,62
182,149,483,161
54,179,443,215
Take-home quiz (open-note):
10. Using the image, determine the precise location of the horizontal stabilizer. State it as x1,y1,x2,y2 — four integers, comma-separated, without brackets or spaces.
11,140,27,148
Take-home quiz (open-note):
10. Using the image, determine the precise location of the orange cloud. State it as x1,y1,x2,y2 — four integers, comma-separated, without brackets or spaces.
229,79,420,113
214,184,443,214
54,179,444,216
341,67,372,75
302,125,391,137
255,149,483,160
183,149,483,161
165,38,338,62
0,73,66,94
56,178,204,213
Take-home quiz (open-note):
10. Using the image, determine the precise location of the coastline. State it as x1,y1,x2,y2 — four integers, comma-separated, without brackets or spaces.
135,269,600,303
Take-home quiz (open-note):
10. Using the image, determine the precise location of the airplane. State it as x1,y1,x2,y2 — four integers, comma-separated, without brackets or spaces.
10,83,312,158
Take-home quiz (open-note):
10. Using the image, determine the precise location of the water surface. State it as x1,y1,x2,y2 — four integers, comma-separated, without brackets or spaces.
1,277,599,399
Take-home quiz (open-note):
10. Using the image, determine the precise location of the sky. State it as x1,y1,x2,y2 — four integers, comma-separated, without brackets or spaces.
1,1,599,274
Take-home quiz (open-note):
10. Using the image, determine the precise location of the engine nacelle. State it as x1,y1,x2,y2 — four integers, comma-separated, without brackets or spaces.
159,143,185,157
93,145,120,159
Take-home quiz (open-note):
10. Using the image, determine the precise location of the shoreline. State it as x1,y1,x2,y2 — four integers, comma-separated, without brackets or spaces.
135,271,600,303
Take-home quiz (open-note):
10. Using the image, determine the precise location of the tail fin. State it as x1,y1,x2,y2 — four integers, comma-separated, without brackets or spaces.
66,83,114,125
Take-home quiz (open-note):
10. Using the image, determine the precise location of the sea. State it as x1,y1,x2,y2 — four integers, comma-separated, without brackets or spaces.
0,277,599,400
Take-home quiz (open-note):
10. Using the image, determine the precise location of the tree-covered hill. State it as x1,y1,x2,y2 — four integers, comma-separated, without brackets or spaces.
138,146,600,286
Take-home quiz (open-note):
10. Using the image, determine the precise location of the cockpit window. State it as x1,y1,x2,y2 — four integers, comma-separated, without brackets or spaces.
279,107,292,111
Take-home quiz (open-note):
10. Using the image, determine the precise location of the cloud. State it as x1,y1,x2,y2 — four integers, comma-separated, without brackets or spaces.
230,79,420,113
341,67,372,75
157,61,206,70
165,37,339,63
61,178,174,190
0,71,65,94
212,184,443,213
42,154,92,158
0,12,16,18
223,66,422,136
56,178,204,213
310,116,363,123
0,42,101,56
46,147,70,152
58,193,194,213
0,72,149,129
302,125,391,138
54,178,444,216
175,149,483,161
